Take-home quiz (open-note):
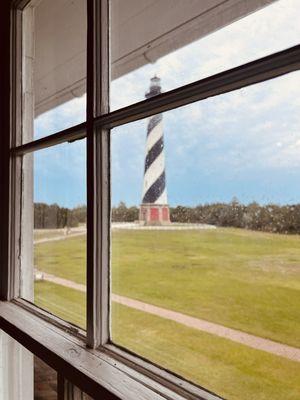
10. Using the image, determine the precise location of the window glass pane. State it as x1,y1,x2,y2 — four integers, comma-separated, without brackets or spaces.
70,385,94,400
35,357,57,400
21,140,87,330
110,72,300,399
23,0,87,143
111,0,300,110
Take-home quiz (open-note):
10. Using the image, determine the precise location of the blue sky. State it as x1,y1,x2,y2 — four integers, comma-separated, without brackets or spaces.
34,0,300,208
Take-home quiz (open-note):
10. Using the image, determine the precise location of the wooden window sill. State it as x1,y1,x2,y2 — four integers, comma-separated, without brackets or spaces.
0,300,220,400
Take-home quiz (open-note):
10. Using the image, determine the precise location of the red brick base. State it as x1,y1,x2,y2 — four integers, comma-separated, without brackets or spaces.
139,204,170,225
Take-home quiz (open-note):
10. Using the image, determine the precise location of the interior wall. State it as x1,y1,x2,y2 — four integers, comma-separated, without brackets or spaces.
0,331,34,400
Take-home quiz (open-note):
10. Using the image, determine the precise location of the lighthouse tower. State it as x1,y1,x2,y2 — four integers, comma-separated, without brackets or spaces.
139,77,170,225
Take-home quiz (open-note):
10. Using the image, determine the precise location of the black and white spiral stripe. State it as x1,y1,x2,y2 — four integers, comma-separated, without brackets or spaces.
142,113,168,204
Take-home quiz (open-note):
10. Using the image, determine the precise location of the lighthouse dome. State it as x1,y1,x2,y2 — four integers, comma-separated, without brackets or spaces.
146,75,161,98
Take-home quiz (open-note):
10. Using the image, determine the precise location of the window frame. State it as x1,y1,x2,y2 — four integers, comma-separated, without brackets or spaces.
0,0,300,399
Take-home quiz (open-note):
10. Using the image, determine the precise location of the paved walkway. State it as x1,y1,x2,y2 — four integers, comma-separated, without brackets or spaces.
37,271,300,363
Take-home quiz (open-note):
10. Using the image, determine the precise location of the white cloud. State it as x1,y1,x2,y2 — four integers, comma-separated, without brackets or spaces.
35,94,86,139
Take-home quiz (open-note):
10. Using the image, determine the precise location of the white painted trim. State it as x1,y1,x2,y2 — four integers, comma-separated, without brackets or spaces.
0,330,33,400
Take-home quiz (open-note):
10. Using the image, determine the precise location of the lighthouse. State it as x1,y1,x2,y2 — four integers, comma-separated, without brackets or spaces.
139,77,170,225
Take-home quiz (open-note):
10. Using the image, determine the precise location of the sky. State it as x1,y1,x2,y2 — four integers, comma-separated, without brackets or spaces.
34,0,300,208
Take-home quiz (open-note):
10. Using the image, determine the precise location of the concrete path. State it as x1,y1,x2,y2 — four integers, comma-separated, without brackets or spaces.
37,271,300,363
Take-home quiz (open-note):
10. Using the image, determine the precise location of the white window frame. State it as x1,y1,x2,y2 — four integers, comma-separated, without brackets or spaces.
0,0,300,399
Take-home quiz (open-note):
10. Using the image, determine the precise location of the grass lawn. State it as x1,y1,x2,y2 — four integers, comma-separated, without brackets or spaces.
34,281,300,400
112,228,300,347
35,280,86,329
35,235,87,284
35,227,300,347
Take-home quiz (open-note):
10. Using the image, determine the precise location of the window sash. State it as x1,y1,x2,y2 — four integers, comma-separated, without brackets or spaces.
10,44,300,158
1,0,300,399
86,0,110,349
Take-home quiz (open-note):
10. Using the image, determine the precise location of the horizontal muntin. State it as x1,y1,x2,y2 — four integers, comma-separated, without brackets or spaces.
11,45,300,155
98,44,300,129
11,122,86,156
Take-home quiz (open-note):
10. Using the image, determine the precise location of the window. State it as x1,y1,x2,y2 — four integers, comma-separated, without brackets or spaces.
111,71,300,399
0,0,299,399
27,140,87,329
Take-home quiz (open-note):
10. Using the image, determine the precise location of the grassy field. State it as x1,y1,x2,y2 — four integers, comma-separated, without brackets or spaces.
34,281,300,400
35,280,86,328
35,234,87,284
35,227,300,346
34,227,300,399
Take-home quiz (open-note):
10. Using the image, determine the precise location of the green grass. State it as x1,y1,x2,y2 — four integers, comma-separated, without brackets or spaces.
34,281,300,400
34,280,86,329
35,234,86,284
35,227,300,347
111,228,300,347
34,227,300,399
112,303,300,400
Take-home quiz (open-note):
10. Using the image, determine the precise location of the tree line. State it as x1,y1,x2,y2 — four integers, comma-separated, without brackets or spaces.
34,200,300,234
111,200,300,234
34,203,86,229
169,200,300,234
